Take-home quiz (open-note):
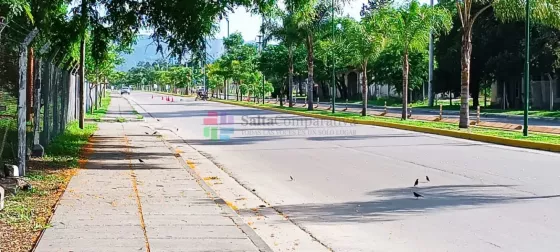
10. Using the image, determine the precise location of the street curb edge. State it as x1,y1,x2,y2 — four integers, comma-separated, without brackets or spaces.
213,100,560,153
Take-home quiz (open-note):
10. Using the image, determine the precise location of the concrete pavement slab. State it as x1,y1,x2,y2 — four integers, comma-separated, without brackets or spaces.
35,96,271,252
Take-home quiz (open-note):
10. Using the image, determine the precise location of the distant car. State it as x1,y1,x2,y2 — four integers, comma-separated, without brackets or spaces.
121,87,131,95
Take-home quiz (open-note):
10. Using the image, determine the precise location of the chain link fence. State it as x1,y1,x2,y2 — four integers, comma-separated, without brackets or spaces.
1,18,84,175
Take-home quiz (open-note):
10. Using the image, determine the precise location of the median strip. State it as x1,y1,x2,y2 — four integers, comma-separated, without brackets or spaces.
213,99,560,153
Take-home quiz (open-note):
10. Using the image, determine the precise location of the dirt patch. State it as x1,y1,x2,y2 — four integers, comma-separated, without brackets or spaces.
0,161,77,252
0,123,96,252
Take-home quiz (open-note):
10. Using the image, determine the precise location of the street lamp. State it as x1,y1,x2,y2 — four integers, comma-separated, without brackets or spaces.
257,32,265,104
428,0,434,106
523,0,530,136
225,17,230,100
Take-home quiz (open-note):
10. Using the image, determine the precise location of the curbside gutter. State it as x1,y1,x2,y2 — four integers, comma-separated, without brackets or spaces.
214,99,560,153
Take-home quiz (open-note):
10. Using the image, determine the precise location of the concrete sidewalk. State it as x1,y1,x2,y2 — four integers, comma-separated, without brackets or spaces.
105,93,138,120
35,97,269,252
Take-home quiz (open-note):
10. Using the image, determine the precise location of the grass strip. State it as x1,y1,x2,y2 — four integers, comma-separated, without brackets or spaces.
0,121,97,252
85,92,111,120
219,100,560,146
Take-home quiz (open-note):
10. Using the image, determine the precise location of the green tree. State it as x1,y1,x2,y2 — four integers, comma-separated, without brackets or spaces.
259,44,287,105
344,11,390,116
388,0,452,119
446,0,560,128
287,0,342,110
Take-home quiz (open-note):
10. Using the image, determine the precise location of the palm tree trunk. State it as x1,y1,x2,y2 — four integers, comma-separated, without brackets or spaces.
459,27,472,128
305,33,314,111
402,49,409,120
361,62,368,116
236,82,240,101
288,45,294,107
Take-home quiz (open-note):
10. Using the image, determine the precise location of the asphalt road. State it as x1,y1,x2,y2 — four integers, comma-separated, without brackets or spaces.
130,92,560,252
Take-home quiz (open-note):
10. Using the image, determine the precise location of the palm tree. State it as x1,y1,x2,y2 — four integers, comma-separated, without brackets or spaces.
263,6,300,107
344,10,391,116
388,0,452,120
451,0,560,128
287,0,344,111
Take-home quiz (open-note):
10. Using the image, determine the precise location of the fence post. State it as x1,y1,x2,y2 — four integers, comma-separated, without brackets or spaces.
52,65,60,137
17,28,39,176
32,43,50,157
384,101,387,114
477,105,481,124
42,49,58,146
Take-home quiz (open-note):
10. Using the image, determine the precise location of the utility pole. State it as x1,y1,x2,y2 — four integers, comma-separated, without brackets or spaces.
26,48,33,122
78,0,87,129
428,0,434,107
225,17,230,100
257,33,264,104
202,42,207,93
331,0,335,114
260,18,265,104
523,0,530,136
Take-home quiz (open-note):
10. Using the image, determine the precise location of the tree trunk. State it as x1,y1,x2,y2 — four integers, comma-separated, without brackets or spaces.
459,27,472,128
236,82,240,101
361,62,368,116
472,80,480,108
89,84,94,114
402,50,409,120
95,71,99,111
288,45,294,107
305,33,314,110
298,75,303,96
280,79,285,107
449,91,453,106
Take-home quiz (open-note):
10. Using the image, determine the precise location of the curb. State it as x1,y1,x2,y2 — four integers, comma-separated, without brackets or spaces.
320,102,560,121
85,118,145,123
152,91,196,98
214,100,560,153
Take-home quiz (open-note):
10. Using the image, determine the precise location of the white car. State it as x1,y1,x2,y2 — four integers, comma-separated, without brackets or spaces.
121,87,131,95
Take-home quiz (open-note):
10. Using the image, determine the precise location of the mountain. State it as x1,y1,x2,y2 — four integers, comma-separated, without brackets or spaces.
116,35,225,71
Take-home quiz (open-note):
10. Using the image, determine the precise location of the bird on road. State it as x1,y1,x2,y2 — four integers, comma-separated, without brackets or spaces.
145,132,149,135
414,179,418,187
426,176,430,182
152,131,157,135
290,176,293,181
138,159,144,163
413,192,423,199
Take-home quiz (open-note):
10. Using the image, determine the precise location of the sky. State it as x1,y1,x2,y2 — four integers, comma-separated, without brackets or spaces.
214,0,435,42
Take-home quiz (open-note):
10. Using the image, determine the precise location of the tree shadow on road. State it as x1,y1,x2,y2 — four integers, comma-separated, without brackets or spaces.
274,184,560,224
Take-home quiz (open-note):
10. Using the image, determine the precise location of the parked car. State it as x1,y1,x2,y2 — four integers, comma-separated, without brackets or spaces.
121,87,131,95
